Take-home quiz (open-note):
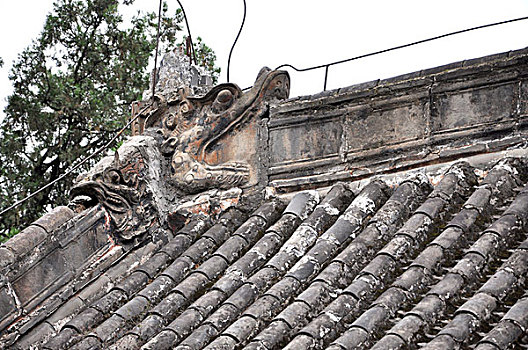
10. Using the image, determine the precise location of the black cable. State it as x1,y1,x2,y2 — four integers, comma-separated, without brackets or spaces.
227,0,246,82
0,104,151,219
276,15,528,73
0,3,170,219
176,0,197,65
4,15,527,220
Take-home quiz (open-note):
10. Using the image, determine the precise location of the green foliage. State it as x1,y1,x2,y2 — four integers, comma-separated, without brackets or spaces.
0,0,219,238
178,36,221,84
0,227,19,244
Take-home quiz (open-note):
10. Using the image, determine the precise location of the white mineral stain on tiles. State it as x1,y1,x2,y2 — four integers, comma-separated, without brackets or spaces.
351,194,376,214
320,325,332,339
503,266,515,275
390,237,412,258
5,281,22,313
282,225,317,249
320,231,341,247
284,245,304,260
247,247,267,264
341,208,364,227
282,225,318,258
50,310,75,333
493,159,519,175
416,216,433,234
224,267,246,282
320,202,340,216
324,311,341,323
128,260,141,272
298,190,320,221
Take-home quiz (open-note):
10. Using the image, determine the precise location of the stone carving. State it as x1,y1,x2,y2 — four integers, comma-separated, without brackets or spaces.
142,46,213,100
70,139,158,241
70,49,289,241
131,66,290,193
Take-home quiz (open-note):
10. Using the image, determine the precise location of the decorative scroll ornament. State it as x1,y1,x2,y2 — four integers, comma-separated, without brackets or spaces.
131,66,290,193
70,50,290,241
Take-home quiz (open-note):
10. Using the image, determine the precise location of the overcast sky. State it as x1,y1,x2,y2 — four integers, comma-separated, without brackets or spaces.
1,0,528,118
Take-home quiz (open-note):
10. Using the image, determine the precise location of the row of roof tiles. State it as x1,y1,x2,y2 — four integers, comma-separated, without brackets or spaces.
10,157,528,350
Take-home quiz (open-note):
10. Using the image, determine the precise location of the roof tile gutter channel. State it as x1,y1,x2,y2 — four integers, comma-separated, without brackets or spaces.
108,196,297,349
285,162,477,350
41,217,214,350
94,201,287,350
198,181,387,350
370,162,528,350
243,173,433,350
138,189,325,349
46,208,248,349
328,159,524,350
474,291,528,350
326,163,477,350
165,185,353,345
423,192,528,349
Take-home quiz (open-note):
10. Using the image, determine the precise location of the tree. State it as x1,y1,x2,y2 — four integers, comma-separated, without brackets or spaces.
0,0,220,240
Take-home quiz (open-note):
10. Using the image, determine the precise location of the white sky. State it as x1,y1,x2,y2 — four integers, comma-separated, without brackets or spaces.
1,0,528,120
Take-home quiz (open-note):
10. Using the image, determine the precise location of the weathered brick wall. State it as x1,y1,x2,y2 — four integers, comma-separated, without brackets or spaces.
266,48,528,192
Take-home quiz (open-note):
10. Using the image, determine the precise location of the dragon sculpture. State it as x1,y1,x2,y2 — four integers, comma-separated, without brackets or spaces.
131,66,290,192
70,52,290,241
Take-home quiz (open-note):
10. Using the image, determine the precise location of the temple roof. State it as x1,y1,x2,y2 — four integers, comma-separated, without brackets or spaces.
1,48,528,349
10,158,526,350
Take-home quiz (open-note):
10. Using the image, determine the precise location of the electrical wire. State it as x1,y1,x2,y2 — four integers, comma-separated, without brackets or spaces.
176,0,197,65
3,14,528,223
0,104,150,222
275,15,528,90
227,0,246,82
